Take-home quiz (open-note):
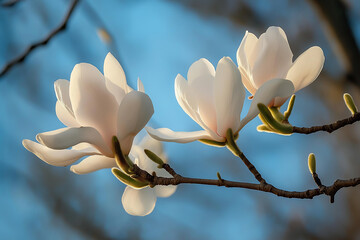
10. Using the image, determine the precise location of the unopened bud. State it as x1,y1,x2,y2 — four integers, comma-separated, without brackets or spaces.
343,93,358,115
308,153,316,175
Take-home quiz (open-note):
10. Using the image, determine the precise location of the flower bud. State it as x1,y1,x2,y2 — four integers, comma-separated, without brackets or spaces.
343,93,358,115
308,153,316,175
144,149,165,168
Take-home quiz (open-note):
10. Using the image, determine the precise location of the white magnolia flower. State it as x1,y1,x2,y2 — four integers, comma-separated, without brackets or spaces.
22,53,154,174
119,135,177,216
237,26,325,106
146,57,294,143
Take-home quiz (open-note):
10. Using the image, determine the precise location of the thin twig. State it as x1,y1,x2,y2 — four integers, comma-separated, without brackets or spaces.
292,112,360,134
2,0,21,7
130,162,360,202
0,0,80,77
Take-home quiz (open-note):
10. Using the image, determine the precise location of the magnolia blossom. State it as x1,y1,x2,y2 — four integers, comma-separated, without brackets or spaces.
22,53,154,174
147,57,294,143
119,135,177,216
237,26,325,106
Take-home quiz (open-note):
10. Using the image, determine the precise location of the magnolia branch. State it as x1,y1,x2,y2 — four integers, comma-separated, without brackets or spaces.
131,161,360,203
0,0,79,77
292,111,360,134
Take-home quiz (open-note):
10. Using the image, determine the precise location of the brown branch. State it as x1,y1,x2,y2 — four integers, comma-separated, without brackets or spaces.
0,0,80,77
131,162,360,203
292,111,360,134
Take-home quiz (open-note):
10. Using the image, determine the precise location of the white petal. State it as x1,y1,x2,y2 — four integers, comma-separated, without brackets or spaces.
146,127,212,143
69,63,118,147
154,185,177,198
175,74,220,140
122,186,156,216
138,135,163,156
137,78,145,92
22,139,100,167
286,46,325,92
54,79,73,114
175,74,201,125
187,58,215,83
36,127,113,157
117,91,154,155
239,78,294,129
214,57,245,137
103,52,128,92
70,155,116,174
236,31,258,75
105,77,126,104
251,27,293,87
55,101,80,127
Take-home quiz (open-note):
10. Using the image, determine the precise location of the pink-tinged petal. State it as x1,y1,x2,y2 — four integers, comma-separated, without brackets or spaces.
103,52,128,92
239,78,294,129
122,186,156,216
251,27,293,88
55,101,80,127
187,58,215,83
214,57,245,137
117,91,154,155
154,185,177,198
237,31,258,75
286,46,325,92
36,127,113,157
70,155,116,174
69,63,118,147
22,139,100,167
146,127,213,143
137,78,145,93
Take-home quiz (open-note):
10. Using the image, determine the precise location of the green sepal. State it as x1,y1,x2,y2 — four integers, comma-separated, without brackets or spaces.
112,168,148,189
269,107,285,122
284,95,296,120
112,136,133,174
343,93,358,115
258,103,293,135
225,128,241,156
308,153,316,175
144,149,164,168
199,139,226,147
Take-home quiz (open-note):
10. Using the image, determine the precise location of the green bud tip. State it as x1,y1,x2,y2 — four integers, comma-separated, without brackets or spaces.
284,94,296,120
343,93,358,115
144,149,164,168
308,153,316,175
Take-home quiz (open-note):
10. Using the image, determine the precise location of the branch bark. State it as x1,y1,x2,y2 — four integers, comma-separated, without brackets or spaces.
292,112,360,134
0,0,80,77
131,163,360,203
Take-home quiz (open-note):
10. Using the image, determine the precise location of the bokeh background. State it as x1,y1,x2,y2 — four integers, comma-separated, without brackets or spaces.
1,0,360,239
